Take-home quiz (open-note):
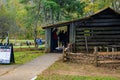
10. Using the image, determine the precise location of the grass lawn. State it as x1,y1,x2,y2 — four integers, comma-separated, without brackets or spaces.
10,39,34,43
37,74,118,80
36,60,120,80
13,45,45,49
14,51,45,64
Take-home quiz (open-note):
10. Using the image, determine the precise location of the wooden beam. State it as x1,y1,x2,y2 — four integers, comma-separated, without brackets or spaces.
44,28,51,53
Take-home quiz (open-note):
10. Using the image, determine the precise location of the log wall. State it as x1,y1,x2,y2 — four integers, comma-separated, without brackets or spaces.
75,9,120,52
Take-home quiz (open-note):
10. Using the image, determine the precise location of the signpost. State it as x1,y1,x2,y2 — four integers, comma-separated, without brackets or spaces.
0,31,14,64
0,44,15,64
84,29,90,53
0,46,11,64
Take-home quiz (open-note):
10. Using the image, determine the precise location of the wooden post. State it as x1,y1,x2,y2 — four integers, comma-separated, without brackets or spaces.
44,28,51,53
106,47,109,52
63,46,68,62
69,23,76,52
94,46,98,67
85,36,89,53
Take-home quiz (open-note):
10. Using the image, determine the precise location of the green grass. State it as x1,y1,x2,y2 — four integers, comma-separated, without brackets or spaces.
13,45,45,48
14,51,45,64
10,39,34,43
36,74,118,80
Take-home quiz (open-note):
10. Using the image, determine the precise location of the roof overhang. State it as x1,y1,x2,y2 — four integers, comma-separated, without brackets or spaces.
42,7,120,29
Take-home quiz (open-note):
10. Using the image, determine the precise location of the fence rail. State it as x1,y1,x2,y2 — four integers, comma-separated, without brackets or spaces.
94,47,120,67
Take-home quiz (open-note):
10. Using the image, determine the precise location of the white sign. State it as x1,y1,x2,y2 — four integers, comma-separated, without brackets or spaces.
0,46,11,64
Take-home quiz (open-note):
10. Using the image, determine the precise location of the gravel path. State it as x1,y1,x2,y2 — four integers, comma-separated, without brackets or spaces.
0,53,62,80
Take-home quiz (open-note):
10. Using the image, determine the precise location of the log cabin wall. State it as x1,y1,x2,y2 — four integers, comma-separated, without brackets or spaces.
75,8,120,53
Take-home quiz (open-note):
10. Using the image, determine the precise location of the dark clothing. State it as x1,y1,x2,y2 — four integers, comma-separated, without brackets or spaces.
38,39,42,45
53,32,58,40
63,31,69,47
58,31,62,43
58,30,64,46
51,29,58,51
26,41,29,46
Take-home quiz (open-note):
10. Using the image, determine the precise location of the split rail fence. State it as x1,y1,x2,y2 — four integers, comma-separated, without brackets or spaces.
94,47,120,67
63,46,120,67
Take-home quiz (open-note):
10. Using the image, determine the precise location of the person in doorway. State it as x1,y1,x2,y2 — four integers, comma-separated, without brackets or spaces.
58,30,62,47
52,28,58,51
63,31,69,47
61,30,64,46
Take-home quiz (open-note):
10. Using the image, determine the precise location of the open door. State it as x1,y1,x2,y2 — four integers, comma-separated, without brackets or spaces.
50,25,70,52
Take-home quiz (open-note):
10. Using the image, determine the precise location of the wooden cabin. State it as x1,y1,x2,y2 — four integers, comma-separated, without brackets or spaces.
42,7,120,53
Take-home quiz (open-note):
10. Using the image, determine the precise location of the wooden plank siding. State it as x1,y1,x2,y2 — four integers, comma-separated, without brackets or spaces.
75,9,120,52
75,27,120,52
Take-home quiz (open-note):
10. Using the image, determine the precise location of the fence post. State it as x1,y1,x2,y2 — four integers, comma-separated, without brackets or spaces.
94,46,98,67
63,46,67,62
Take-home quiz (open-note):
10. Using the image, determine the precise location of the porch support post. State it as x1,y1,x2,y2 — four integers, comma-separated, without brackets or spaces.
45,28,51,53
69,23,76,52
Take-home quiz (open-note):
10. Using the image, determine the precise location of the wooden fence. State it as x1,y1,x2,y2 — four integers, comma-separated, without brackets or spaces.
63,46,120,67
94,47,120,67
63,46,94,64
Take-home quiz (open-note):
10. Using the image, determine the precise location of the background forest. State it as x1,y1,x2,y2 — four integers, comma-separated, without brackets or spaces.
0,0,120,40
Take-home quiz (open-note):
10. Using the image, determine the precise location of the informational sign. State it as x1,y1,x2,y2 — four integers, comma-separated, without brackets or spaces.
84,29,91,36
0,46,11,64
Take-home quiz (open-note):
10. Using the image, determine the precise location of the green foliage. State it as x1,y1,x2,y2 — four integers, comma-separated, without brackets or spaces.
19,0,30,4
39,30,45,35
83,0,113,16
43,0,60,10
0,5,11,31
0,0,116,39
14,51,44,64
47,0,86,20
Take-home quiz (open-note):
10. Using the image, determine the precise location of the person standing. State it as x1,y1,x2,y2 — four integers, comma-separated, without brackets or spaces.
64,31,69,47
61,30,64,46
6,36,9,44
5,33,9,45
52,28,58,51
35,38,39,48
58,30,62,47
38,38,42,48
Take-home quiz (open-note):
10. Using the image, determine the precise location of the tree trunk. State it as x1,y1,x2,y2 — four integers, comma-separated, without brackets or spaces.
34,1,41,48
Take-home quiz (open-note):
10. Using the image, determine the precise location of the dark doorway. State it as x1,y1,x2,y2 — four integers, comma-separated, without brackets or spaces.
50,25,70,52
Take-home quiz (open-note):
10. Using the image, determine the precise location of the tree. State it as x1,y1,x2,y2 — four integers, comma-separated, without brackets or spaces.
20,0,43,47
111,0,120,13
42,0,86,24
0,4,12,42
83,0,112,16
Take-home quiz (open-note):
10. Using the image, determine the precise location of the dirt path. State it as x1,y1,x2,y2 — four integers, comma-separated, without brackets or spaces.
40,59,120,79
0,65,20,76
0,53,62,80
